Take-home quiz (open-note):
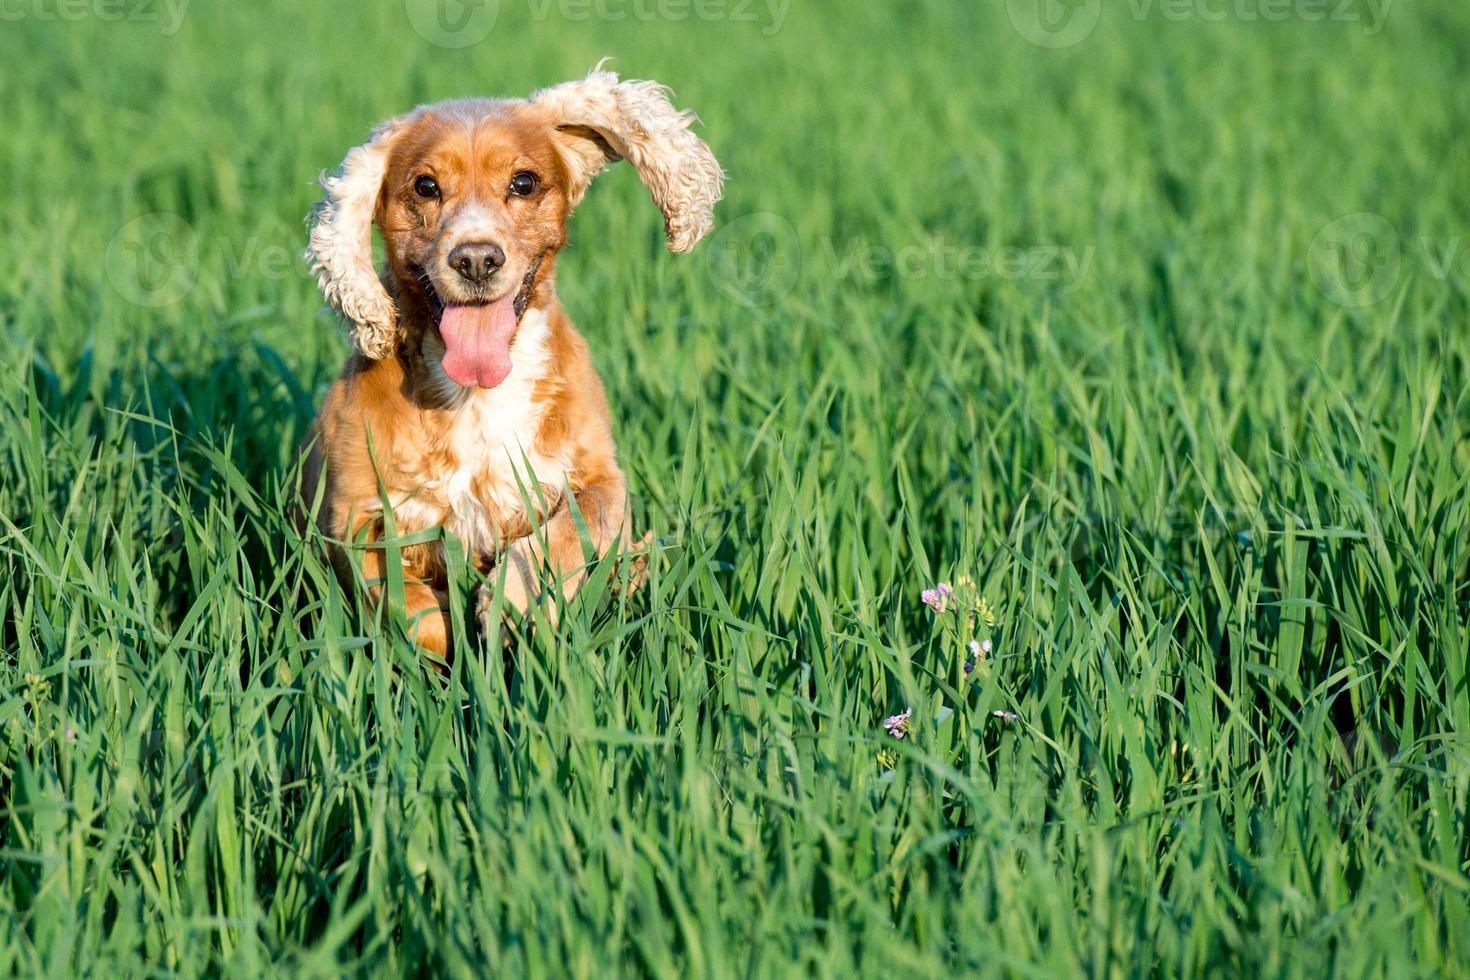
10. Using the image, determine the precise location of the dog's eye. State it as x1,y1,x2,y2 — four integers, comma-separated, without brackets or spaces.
508,171,539,197
413,175,441,199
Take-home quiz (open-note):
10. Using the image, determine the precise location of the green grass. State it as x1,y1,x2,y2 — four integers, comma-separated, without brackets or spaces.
2,1,1469,975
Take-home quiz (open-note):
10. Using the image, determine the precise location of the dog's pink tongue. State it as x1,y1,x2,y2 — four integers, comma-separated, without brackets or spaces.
438,296,517,388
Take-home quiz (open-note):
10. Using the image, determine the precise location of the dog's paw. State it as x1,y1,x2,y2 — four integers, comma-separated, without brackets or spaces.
473,582,496,630
474,580,528,648
620,530,655,594
499,537,541,615
477,539,550,635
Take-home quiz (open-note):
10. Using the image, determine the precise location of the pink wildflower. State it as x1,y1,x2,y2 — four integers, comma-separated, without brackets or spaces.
883,708,913,739
920,582,952,613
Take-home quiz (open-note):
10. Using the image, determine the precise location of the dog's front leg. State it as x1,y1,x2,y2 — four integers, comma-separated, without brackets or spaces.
342,514,454,657
478,475,629,627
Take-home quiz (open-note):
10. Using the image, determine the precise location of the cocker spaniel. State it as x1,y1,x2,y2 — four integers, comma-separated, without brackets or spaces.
300,69,723,656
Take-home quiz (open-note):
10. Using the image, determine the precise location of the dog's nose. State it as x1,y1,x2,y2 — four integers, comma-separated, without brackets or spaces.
448,242,507,284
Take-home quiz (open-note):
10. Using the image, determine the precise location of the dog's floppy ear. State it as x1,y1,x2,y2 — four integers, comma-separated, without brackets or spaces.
531,68,725,252
305,114,414,359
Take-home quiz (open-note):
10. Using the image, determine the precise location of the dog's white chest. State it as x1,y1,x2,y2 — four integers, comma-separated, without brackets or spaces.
388,309,568,559
435,384,567,554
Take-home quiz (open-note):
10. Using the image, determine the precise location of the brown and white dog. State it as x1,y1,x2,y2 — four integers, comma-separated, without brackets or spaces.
299,69,723,656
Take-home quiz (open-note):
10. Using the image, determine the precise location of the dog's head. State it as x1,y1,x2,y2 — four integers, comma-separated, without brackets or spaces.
307,68,724,388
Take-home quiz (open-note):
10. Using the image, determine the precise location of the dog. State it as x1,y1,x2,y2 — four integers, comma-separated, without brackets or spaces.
299,69,723,656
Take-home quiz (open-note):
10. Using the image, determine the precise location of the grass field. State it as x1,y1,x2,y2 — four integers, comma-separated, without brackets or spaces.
2,0,1469,975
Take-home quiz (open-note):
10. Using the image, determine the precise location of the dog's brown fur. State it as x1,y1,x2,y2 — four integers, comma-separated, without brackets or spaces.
300,70,722,656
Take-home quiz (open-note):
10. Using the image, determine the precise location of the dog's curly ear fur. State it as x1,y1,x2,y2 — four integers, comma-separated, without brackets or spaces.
305,115,412,359
531,68,725,252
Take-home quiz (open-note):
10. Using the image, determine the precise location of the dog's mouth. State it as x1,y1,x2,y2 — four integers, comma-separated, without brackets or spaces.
413,255,545,390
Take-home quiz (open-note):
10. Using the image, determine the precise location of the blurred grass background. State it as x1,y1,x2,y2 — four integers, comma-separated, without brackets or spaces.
2,0,1468,974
